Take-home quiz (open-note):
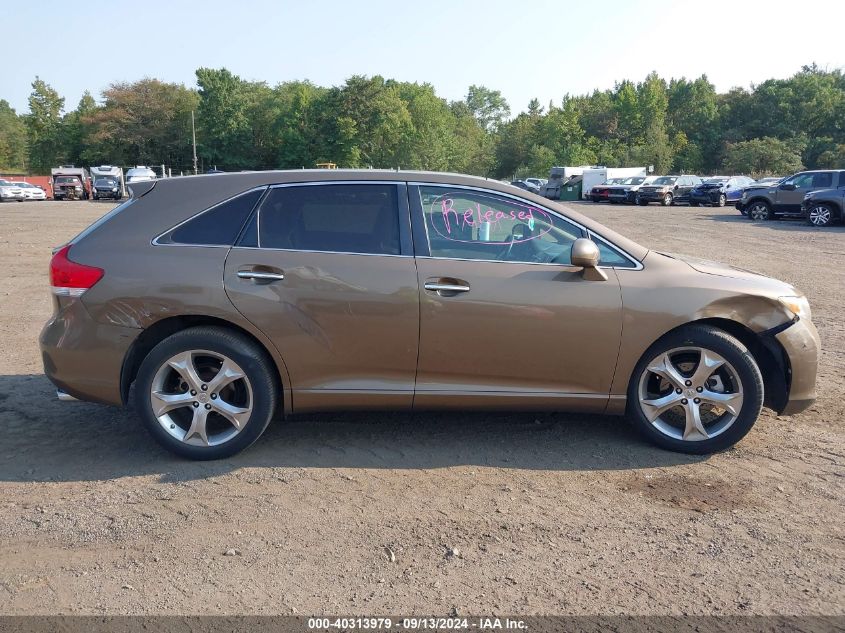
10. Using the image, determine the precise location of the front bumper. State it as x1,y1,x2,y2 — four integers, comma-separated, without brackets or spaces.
689,191,721,204
638,191,670,202
40,296,140,406
773,317,820,415
1,193,25,201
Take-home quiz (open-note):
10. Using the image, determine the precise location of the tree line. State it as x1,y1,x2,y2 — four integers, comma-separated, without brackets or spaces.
1,64,843,179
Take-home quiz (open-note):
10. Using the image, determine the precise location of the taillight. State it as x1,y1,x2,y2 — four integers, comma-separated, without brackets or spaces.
50,245,103,297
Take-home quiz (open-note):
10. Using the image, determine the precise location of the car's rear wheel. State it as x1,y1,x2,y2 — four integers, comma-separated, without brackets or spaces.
135,326,278,460
807,203,835,227
627,325,763,454
662,193,673,206
747,201,771,221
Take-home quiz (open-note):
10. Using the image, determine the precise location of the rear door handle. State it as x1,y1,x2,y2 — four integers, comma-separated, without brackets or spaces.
237,270,285,282
424,282,470,292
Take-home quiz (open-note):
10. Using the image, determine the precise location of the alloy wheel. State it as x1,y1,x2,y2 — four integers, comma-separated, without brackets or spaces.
748,203,770,221
718,194,726,207
149,349,253,447
637,347,744,442
808,205,832,227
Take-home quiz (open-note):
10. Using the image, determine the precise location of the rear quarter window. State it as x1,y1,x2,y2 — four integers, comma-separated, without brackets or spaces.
157,188,265,246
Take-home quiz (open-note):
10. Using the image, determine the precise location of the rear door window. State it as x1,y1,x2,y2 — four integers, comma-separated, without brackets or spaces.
812,172,833,188
257,184,400,255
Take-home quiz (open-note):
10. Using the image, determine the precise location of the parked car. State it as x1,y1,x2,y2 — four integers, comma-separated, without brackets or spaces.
736,177,783,215
40,170,819,460
126,166,158,183
510,179,540,194
93,177,122,200
524,177,547,190
738,170,845,221
589,178,626,202
53,175,87,200
0,179,26,202
13,182,48,201
637,175,703,206
802,187,845,227
688,176,755,207
606,176,658,204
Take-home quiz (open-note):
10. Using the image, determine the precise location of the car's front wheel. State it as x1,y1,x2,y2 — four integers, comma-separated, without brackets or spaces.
627,325,763,454
135,326,279,460
662,193,673,206
807,203,836,227
717,194,726,207
747,201,771,221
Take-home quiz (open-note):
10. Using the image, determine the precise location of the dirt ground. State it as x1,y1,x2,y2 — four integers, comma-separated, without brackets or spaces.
0,199,842,616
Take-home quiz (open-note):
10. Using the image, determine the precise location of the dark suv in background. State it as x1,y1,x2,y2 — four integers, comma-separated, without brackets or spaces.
738,170,845,221
802,185,845,227
637,175,703,206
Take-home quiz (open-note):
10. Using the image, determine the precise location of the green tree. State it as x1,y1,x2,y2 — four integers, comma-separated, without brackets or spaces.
85,78,198,169
722,137,804,177
465,85,510,132
196,68,257,169
25,77,65,172
0,100,28,171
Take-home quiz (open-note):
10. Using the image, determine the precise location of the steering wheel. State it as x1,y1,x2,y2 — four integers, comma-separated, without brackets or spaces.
499,232,517,261
498,223,531,261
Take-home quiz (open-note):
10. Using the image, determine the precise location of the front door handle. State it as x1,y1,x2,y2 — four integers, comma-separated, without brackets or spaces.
424,278,470,295
237,270,285,282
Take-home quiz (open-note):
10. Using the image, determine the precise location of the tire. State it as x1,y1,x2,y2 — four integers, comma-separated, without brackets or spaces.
747,200,772,221
637,198,648,206
690,201,700,207
626,325,764,454
717,194,726,207
662,193,673,206
591,196,600,203
806,203,835,227
134,326,279,460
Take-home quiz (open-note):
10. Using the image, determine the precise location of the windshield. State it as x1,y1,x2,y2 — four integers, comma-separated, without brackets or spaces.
0,180,11,186
56,176,80,184
623,177,646,185
705,177,728,183
95,178,118,186
652,177,677,185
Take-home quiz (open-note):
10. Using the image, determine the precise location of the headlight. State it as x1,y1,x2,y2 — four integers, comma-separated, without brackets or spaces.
778,296,811,321
112,187,118,191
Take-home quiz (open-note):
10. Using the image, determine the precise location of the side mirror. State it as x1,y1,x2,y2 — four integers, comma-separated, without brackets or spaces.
674,184,679,190
571,238,608,281
780,183,796,191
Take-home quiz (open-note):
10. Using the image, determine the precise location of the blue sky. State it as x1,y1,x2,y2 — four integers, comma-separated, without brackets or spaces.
3,0,843,115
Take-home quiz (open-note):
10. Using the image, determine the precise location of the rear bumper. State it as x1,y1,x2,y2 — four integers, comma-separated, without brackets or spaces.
774,317,820,416
40,297,140,406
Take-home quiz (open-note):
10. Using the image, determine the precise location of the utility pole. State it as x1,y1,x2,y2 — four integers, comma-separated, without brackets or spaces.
191,110,198,175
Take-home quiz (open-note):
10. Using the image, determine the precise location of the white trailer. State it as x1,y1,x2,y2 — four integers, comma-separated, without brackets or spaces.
581,167,647,199
90,165,126,197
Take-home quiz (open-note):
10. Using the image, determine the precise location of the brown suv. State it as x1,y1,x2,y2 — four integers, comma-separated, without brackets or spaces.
40,171,819,459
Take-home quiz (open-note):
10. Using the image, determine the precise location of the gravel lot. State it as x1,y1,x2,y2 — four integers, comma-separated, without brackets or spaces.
0,199,843,616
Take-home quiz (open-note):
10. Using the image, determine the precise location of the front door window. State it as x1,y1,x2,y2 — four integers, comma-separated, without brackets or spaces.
419,186,582,264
